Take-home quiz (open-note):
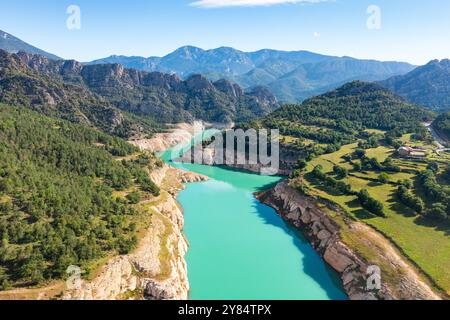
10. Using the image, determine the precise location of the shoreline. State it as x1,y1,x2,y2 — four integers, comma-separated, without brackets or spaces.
257,180,442,300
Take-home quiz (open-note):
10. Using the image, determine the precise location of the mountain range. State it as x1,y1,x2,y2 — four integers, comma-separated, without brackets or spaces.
381,59,450,113
0,49,278,138
3,28,450,115
89,46,416,103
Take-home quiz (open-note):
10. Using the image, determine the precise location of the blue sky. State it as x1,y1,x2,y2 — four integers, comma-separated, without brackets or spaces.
0,0,449,64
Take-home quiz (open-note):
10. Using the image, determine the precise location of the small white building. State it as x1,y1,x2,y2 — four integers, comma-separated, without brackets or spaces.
398,146,413,157
398,146,426,158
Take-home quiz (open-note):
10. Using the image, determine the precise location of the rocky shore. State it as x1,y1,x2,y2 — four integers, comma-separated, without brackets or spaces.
63,122,211,300
259,181,441,300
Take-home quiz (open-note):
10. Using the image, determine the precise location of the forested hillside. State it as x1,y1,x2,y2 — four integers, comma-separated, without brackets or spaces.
0,50,160,139
381,59,450,113
0,105,160,289
242,81,434,163
433,112,450,141
0,30,60,60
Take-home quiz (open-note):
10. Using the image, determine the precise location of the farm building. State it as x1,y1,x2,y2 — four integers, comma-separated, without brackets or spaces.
398,146,426,158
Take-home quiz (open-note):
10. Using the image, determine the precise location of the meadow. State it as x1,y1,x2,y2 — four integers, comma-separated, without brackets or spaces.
299,137,450,295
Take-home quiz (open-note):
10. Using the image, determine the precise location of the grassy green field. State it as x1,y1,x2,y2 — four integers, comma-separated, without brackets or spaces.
302,139,450,295
365,146,393,163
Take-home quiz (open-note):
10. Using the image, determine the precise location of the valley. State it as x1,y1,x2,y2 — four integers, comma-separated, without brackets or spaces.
0,26,449,301
161,141,347,300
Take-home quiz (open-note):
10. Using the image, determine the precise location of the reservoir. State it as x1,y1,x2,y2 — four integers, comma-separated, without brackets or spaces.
161,138,346,300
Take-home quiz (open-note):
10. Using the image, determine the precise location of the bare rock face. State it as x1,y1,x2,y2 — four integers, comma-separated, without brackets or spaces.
248,86,279,108
61,60,83,75
259,181,441,300
185,74,214,91
214,79,243,99
63,257,139,300
131,121,208,154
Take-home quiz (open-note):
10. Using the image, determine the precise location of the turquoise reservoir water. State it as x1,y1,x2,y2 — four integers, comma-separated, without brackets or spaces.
162,146,346,300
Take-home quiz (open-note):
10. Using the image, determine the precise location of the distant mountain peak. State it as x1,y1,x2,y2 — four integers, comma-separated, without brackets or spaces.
381,58,450,113
170,45,204,57
425,58,450,68
211,46,244,53
0,29,61,60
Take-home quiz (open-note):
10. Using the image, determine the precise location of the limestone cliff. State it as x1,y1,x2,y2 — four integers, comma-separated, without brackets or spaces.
259,181,441,300
131,122,206,154
63,165,207,300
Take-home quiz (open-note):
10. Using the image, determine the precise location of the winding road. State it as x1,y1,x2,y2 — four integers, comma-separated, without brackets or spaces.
424,123,449,153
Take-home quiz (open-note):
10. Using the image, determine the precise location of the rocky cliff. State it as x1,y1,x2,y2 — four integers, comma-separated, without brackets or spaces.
1,49,279,126
178,144,293,176
63,165,207,300
60,122,210,300
259,181,441,300
130,121,208,154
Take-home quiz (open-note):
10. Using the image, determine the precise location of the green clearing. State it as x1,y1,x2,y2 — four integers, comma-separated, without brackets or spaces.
307,143,358,172
365,129,387,135
365,146,394,163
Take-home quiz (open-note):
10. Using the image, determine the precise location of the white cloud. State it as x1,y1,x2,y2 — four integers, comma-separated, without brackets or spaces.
190,0,325,9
